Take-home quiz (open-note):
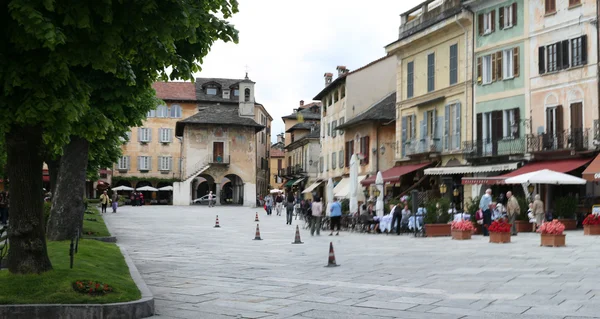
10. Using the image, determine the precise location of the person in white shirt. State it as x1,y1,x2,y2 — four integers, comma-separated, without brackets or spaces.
310,197,323,236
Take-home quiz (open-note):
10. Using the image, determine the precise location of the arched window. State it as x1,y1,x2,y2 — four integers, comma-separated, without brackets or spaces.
244,88,250,102
170,104,182,118
156,105,168,118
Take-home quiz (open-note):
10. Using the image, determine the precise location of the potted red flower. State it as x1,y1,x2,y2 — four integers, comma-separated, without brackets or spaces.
451,220,475,240
487,219,511,243
583,213,600,235
537,220,566,247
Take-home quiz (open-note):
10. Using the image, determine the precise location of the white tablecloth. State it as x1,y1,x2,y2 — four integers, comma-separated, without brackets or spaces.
379,214,394,232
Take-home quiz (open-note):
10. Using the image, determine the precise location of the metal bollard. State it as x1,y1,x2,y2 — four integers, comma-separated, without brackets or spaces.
75,229,80,254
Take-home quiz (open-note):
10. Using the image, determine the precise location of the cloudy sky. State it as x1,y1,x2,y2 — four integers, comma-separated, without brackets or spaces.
194,0,421,143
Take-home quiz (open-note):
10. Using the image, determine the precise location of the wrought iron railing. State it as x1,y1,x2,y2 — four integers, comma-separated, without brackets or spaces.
405,137,442,156
209,154,230,164
526,129,590,153
463,137,526,159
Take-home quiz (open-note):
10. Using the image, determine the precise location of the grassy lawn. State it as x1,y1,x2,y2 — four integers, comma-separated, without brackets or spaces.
0,239,141,304
82,206,111,238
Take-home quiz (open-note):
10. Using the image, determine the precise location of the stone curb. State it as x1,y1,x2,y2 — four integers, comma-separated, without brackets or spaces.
0,243,155,319
87,236,118,243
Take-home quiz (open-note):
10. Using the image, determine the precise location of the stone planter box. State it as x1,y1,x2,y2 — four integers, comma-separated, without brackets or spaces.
583,224,600,235
557,219,576,230
425,224,451,237
515,220,532,233
540,234,565,247
451,230,472,240
489,232,510,244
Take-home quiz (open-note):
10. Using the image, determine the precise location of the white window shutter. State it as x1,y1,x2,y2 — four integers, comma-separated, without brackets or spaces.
169,157,173,170
148,156,152,171
169,128,173,142
148,128,152,142
158,156,163,170
126,156,130,169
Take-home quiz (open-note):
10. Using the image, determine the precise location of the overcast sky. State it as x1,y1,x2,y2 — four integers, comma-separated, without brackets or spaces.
194,0,421,143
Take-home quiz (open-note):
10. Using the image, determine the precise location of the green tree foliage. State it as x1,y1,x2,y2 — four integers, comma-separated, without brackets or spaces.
1,0,239,274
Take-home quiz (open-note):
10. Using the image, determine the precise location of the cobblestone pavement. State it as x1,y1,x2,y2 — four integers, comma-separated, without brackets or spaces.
104,205,600,319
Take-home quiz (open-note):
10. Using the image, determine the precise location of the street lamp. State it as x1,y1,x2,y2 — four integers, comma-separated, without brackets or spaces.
453,187,459,197
439,183,447,195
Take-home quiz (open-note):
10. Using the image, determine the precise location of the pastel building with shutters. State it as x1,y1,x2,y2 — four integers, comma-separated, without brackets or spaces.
385,0,474,190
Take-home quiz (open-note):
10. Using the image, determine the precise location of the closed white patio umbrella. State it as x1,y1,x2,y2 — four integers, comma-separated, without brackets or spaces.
375,171,384,216
504,169,586,185
349,154,358,215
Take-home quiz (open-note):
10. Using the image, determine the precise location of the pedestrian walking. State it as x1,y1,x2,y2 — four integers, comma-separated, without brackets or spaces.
275,193,283,216
286,193,295,225
265,193,273,215
111,191,119,213
329,197,342,236
208,191,214,207
532,194,545,232
311,197,323,236
506,191,520,235
99,190,110,214
479,188,493,236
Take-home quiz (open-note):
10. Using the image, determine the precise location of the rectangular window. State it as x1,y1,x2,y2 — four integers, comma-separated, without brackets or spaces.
407,115,414,139
277,159,282,170
503,109,516,138
483,12,493,34
207,88,217,95
503,49,514,79
427,53,435,92
427,111,435,137
339,150,344,168
547,43,558,72
117,156,129,170
407,61,414,98
345,140,354,168
332,120,337,138
483,112,493,140
158,156,172,171
545,0,556,14
147,109,156,118
482,55,492,84
332,152,337,169
319,157,324,173
503,4,513,28
569,0,581,7
360,136,370,165
449,44,458,85
139,128,151,143
327,123,331,137
571,36,583,67
138,156,150,171
338,117,345,135
159,128,172,143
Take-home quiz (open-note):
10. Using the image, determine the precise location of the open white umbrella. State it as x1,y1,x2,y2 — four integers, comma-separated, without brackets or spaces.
326,178,334,217
136,186,159,192
270,189,282,194
504,169,586,185
112,185,134,191
349,154,358,215
158,185,173,191
375,171,384,216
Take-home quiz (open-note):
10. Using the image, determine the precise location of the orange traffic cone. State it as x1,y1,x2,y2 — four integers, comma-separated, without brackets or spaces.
325,242,339,267
292,225,304,244
255,212,259,222
253,224,262,240
214,215,220,228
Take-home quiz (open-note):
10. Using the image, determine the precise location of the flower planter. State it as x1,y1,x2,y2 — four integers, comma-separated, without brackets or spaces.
451,230,472,240
489,232,511,243
515,220,532,233
425,224,451,237
540,234,565,247
557,219,576,230
584,224,600,235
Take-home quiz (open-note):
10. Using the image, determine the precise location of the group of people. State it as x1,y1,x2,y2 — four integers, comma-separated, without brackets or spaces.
129,191,145,207
477,189,545,235
99,190,120,214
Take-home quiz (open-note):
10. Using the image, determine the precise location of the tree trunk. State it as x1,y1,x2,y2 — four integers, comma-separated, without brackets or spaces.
46,157,61,194
6,126,53,274
46,137,90,241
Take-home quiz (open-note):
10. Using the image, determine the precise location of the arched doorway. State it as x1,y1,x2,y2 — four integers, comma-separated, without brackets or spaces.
156,182,173,204
222,174,243,205
192,174,216,201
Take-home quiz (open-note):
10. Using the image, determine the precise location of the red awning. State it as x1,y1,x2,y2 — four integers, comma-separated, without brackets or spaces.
582,153,600,181
461,158,591,185
361,163,430,186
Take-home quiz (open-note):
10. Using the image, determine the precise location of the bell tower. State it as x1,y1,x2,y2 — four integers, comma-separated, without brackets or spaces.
239,72,255,118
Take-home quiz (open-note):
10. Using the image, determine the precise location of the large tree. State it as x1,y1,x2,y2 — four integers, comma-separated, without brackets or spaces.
1,0,239,273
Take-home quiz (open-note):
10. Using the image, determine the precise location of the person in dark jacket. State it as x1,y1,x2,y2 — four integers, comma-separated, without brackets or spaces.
286,193,295,225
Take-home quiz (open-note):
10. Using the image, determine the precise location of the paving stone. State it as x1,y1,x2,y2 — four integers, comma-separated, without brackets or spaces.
103,206,600,319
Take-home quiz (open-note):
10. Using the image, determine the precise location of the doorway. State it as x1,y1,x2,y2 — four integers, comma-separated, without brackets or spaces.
213,142,224,163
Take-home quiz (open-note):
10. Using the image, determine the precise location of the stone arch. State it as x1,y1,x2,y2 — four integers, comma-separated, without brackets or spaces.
115,180,132,188
193,174,216,200
567,87,584,103
135,180,152,189
221,174,244,205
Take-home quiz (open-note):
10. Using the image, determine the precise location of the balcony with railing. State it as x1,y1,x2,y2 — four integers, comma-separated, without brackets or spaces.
463,138,526,159
208,154,230,165
405,137,442,156
398,0,463,40
526,129,591,153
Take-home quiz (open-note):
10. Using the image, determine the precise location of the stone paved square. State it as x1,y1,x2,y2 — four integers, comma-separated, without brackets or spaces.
104,205,600,319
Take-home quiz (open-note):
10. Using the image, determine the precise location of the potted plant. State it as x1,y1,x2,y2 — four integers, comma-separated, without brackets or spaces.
488,219,511,243
537,219,566,247
583,213,600,235
451,220,475,240
424,197,452,237
515,196,531,233
466,196,482,234
554,196,578,230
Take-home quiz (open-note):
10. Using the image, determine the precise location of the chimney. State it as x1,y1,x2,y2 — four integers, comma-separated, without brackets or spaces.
336,65,347,77
324,72,333,86
299,100,304,107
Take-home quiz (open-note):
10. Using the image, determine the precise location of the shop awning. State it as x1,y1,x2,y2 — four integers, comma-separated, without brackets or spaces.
334,176,366,198
293,178,305,186
425,163,519,175
361,163,430,186
302,180,323,194
461,158,591,185
284,179,297,187
583,154,600,181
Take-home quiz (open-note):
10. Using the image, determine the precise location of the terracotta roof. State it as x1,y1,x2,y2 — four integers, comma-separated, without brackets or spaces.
270,148,285,157
152,82,197,101
175,105,264,136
